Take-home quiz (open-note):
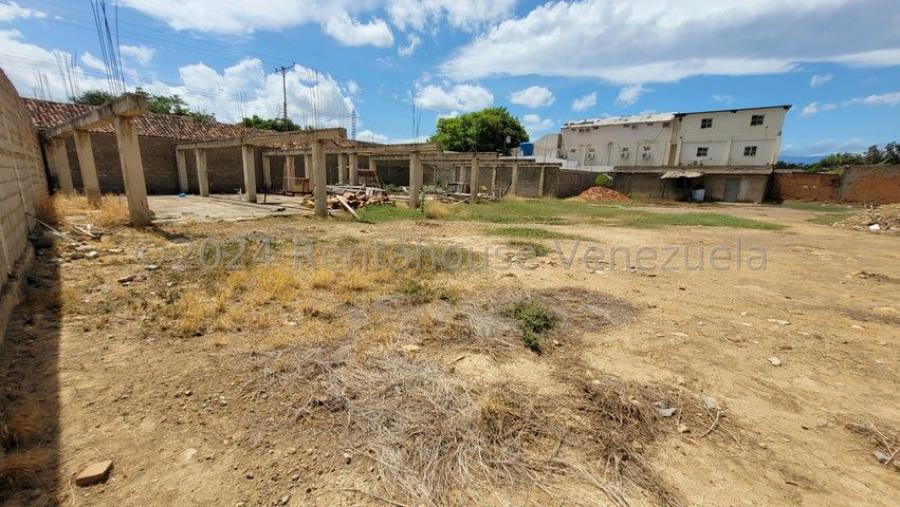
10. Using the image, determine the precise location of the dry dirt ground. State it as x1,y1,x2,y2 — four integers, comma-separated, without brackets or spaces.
1,201,897,506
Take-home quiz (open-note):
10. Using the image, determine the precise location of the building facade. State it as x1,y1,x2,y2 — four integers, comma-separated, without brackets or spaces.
560,105,790,169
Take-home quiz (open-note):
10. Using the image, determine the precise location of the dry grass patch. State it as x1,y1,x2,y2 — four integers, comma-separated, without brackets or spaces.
0,448,56,489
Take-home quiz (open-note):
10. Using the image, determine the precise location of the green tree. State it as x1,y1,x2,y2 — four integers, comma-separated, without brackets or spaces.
864,145,883,165
241,115,302,132
134,88,216,122
810,152,865,171
883,142,899,165
73,90,115,105
430,107,528,154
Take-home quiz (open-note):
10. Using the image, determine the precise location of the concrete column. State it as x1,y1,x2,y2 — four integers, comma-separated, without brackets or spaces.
338,153,347,184
349,152,359,185
241,145,257,203
538,166,546,197
369,157,376,175
176,149,188,193
48,138,74,195
511,163,519,197
312,141,327,218
491,167,497,194
469,156,479,204
73,131,101,204
195,149,209,197
725,138,734,166
409,151,422,209
113,115,152,226
262,156,272,190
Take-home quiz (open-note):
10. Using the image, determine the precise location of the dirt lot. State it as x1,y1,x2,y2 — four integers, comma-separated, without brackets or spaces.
1,200,898,506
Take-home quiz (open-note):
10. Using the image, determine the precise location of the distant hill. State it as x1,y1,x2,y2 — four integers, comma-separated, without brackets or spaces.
779,155,824,165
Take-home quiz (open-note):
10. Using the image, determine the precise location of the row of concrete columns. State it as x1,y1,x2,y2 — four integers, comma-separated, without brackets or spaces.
46,116,152,226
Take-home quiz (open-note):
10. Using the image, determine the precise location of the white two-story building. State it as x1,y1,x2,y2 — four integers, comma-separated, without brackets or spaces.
560,105,790,169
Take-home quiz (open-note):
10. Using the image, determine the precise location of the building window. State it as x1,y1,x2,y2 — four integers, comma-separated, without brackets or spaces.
696,147,709,157
750,114,765,126
700,118,713,129
744,146,758,157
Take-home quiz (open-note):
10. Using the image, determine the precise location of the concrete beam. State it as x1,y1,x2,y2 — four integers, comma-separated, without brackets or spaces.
48,93,147,139
312,141,327,218
241,145,258,203
47,138,74,195
176,128,346,151
176,149,188,193
195,149,209,197
73,131,101,204
409,151,422,209
113,115,152,226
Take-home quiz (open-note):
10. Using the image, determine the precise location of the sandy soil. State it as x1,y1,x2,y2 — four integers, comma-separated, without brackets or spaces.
1,203,897,506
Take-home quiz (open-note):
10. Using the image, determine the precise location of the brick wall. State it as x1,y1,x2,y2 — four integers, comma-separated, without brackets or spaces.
62,133,182,195
772,172,840,201
840,166,900,204
0,69,47,301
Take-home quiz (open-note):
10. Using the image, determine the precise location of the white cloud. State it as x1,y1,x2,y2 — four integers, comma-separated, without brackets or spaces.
509,85,554,108
522,113,554,134
345,80,360,95
571,92,597,111
713,94,734,104
415,83,493,112
440,0,900,84
357,129,389,143
80,51,107,73
322,13,393,47
0,1,46,22
809,73,832,87
801,90,899,117
615,84,649,106
398,34,421,57
388,0,516,32
801,101,838,117
120,45,156,66
846,91,900,107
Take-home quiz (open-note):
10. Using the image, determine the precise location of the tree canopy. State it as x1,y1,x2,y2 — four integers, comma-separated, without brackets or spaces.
777,141,899,172
430,107,528,154
240,115,303,132
72,89,216,122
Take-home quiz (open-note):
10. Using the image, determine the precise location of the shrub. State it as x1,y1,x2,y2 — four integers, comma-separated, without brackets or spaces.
594,174,611,187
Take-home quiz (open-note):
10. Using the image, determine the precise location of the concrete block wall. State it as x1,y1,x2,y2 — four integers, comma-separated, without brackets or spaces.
557,170,599,198
62,133,182,195
0,68,47,298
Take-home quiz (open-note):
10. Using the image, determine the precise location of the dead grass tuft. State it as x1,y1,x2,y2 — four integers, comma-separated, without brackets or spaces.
33,197,63,226
92,196,130,227
0,447,56,488
1,400,50,448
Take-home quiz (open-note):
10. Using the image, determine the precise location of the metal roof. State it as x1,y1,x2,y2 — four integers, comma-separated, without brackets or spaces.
562,113,676,129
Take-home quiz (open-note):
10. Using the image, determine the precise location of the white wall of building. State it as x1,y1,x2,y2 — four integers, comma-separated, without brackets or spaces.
675,107,788,166
561,114,674,168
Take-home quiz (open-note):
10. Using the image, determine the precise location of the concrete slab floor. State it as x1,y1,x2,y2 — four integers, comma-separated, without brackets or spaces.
149,195,312,223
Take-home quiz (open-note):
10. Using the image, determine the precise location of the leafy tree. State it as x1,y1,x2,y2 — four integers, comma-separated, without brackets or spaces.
73,90,115,106
774,161,809,170
241,115,302,132
883,142,900,165
809,152,864,171
430,107,528,154
864,145,883,165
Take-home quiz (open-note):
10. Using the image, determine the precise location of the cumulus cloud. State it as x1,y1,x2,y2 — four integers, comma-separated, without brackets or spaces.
615,84,650,106
323,13,394,47
713,94,734,104
0,1,46,22
80,51,107,73
509,85,554,108
571,92,596,111
801,90,899,117
415,83,493,112
398,34,421,57
388,0,517,32
522,113,554,134
809,73,832,87
440,0,900,84
120,45,156,66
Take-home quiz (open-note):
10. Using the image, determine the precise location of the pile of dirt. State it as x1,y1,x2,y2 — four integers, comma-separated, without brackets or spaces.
578,186,631,203
839,204,900,233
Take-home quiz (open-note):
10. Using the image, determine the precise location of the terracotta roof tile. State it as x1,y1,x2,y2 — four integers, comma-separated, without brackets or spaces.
23,98,267,140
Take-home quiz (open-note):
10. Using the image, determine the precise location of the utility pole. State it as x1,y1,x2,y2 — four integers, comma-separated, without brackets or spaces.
275,63,295,121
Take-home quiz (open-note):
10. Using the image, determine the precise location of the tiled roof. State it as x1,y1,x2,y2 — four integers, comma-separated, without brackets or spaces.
23,98,266,141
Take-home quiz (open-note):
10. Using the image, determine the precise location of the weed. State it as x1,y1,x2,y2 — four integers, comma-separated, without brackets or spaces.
521,330,541,351
485,226,585,241
399,279,455,304
513,300,556,334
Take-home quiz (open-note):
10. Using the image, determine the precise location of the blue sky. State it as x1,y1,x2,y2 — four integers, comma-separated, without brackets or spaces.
1,0,899,157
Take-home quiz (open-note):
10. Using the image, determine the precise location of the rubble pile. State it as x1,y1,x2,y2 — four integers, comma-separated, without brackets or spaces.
577,186,631,203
